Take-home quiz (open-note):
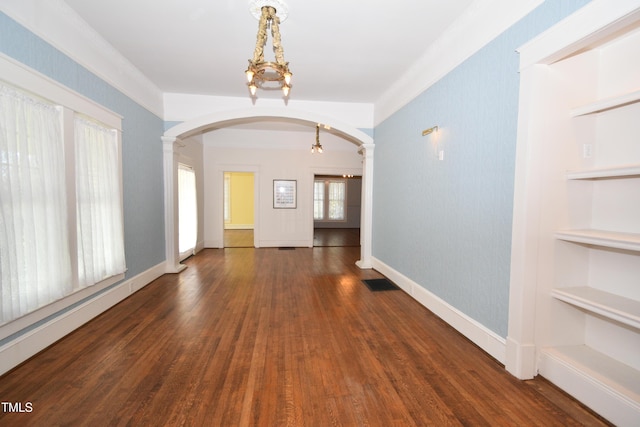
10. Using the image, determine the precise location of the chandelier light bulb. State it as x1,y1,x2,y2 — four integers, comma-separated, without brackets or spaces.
249,83,257,96
284,72,292,85
245,70,254,82
282,85,290,97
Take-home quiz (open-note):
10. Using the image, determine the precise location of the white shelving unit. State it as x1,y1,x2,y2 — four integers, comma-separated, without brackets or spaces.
509,4,640,426
551,287,640,330
570,89,640,117
566,164,640,180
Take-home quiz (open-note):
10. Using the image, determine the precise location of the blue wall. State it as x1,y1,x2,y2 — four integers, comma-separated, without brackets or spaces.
372,0,591,337
0,13,166,281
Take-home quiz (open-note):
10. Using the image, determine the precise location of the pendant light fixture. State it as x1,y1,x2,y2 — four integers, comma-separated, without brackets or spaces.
311,124,323,154
245,0,292,97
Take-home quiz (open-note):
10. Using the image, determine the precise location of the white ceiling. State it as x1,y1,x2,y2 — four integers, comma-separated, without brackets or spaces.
62,0,475,104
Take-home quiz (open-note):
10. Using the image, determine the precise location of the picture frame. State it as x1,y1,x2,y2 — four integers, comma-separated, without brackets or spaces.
273,179,297,209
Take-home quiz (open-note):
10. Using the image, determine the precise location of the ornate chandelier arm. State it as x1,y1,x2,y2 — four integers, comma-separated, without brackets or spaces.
251,6,270,63
268,7,286,66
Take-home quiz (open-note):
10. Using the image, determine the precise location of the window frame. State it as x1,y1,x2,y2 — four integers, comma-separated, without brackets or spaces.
313,177,348,223
0,55,125,340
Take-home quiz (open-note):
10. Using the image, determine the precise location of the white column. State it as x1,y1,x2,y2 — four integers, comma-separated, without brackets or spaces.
356,143,374,269
162,136,187,273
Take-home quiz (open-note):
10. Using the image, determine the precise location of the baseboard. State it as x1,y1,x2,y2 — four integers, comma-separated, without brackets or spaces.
371,257,506,365
539,349,640,426
224,224,254,230
259,240,313,248
505,337,537,379
0,261,166,376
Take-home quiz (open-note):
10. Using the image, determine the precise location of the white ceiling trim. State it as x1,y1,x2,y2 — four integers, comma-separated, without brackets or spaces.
1,0,164,118
374,0,544,126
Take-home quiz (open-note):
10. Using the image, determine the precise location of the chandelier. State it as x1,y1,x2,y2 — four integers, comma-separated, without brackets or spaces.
311,124,323,153
245,1,292,97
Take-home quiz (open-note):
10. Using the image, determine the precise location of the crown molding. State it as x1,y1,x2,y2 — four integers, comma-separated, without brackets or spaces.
1,0,164,118
373,0,543,127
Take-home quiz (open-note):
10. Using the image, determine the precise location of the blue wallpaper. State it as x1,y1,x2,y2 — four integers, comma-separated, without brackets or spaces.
0,12,166,281
372,0,591,337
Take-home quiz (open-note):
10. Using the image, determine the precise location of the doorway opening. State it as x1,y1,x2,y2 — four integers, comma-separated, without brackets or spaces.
312,174,361,247
223,171,255,247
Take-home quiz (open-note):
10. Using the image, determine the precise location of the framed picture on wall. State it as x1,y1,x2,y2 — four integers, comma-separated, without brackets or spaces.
273,179,297,209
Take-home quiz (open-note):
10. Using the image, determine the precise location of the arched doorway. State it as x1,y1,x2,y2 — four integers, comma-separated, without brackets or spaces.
162,107,374,272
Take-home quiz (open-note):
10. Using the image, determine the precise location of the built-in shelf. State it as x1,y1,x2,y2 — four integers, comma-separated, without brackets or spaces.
566,164,640,180
540,345,640,409
571,89,640,117
555,229,640,252
552,287,640,330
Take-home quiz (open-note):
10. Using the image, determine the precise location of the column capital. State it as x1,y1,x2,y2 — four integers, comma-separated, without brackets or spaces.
161,136,182,153
358,142,375,157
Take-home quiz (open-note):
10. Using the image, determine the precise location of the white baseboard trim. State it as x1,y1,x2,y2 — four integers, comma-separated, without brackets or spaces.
224,224,254,230
539,349,640,426
505,337,537,379
371,257,506,365
0,261,166,376
204,239,223,249
259,240,313,248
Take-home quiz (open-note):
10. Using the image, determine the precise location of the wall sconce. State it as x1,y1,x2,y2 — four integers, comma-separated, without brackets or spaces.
422,125,444,160
422,126,438,136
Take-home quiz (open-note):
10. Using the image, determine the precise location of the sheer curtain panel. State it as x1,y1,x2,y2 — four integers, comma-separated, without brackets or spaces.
178,164,197,258
0,83,72,324
75,116,125,287
328,181,346,220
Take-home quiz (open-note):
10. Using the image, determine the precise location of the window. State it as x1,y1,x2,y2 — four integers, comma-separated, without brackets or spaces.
75,116,125,286
0,80,125,327
313,180,325,220
1,84,72,322
313,178,346,221
327,180,346,220
178,164,197,259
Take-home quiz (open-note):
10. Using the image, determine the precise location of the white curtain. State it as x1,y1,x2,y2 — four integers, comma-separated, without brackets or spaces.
75,116,125,287
178,164,197,257
328,181,346,220
313,180,325,220
0,83,72,323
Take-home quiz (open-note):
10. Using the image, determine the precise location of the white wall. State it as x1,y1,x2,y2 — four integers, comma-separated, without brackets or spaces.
203,127,363,248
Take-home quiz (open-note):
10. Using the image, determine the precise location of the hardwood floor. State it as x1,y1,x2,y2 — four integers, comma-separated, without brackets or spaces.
313,228,360,247
224,229,254,247
0,246,610,426
224,228,360,248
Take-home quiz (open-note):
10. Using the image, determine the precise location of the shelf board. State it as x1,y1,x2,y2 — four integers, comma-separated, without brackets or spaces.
540,345,640,413
552,287,640,330
571,89,640,116
566,164,640,180
555,229,640,252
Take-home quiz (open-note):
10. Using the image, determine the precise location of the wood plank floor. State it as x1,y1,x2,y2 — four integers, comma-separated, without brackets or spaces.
313,228,360,247
224,228,360,248
224,229,254,247
0,246,610,426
